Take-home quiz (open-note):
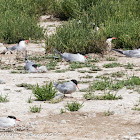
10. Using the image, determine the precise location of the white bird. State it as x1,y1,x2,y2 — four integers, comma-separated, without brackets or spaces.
6,39,29,53
0,116,20,128
54,80,79,96
25,58,38,73
112,49,140,58
106,37,117,52
54,49,87,63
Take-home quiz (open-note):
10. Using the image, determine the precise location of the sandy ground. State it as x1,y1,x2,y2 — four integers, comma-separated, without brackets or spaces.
0,16,140,140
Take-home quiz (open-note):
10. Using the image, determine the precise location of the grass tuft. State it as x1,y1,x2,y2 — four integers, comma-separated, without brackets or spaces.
32,82,57,101
30,105,42,113
65,101,83,112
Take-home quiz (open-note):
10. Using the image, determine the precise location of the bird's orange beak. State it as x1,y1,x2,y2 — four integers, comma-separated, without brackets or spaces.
76,85,79,89
112,37,116,40
16,119,20,121
25,40,29,43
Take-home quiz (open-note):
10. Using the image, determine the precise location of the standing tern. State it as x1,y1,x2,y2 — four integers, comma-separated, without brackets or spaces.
106,37,117,52
112,49,140,58
0,116,20,128
54,49,87,63
54,80,79,96
6,39,29,53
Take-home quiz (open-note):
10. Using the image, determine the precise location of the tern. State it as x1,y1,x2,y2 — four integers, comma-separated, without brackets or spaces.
6,39,29,54
0,116,20,128
112,48,140,58
54,49,87,63
54,79,79,96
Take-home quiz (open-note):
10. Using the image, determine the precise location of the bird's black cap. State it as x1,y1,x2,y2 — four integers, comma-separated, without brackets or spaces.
107,36,112,39
18,39,25,43
7,116,16,120
71,79,78,85
32,64,38,68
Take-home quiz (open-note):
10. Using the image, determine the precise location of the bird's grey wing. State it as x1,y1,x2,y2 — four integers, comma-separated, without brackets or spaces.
9,45,18,51
62,53,79,62
0,118,8,124
124,50,140,57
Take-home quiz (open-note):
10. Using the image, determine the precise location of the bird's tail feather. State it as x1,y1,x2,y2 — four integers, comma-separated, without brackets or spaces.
54,82,58,87
112,49,123,54
53,48,62,56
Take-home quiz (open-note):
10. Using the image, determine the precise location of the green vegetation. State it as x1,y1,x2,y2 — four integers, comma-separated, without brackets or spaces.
104,109,114,116
47,0,140,53
27,96,33,103
0,94,9,102
103,63,122,68
0,0,49,43
84,92,122,100
124,63,134,69
65,102,83,112
111,71,125,78
16,83,34,90
106,57,117,61
30,105,42,113
32,82,57,101
89,76,140,91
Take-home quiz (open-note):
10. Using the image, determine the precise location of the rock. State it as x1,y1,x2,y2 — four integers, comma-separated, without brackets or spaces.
122,136,130,139
0,80,5,84
38,66,47,73
61,120,66,124
53,93,64,100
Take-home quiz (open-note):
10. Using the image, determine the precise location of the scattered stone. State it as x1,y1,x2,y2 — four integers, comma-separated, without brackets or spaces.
0,80,5,84
53,93,64,100
61,120,66,124
122,136,130,139
38,66,48,73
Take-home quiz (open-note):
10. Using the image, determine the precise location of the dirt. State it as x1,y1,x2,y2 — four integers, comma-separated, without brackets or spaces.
0,16,140,140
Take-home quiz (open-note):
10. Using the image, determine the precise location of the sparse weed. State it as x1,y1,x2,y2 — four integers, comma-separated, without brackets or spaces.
16,83,34,90
30,105,42,113
111,71,125,78
65,102,83,112
0,94,9,102
80,75,93,79
103,63,122,68
60,108,66,114
27,96,33,103
124,63,134,69
90,66,102,71
106,57,117,61
104,109,114,116
32,82,57,101
84,92,122,100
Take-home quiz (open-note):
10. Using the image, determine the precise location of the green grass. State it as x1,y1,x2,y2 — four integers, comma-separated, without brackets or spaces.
46,0,140,53
104,109,114,116
89,76,140,91
27,96,33,103
32,82,57,101
0,94,9,102
16,83,34,90
84,92,122,100
111,71,125,78
124,63,134,69
30,105,42,113
65,101,83,112
103,63,122,68
106,57,117,61
46,60,58,70
0,0,49,43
